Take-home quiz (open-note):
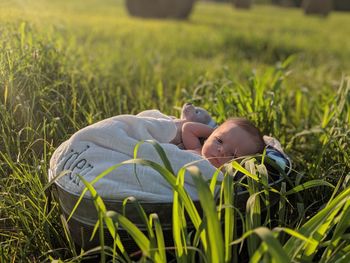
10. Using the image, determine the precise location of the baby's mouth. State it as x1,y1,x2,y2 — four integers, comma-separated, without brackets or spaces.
209,156,220,167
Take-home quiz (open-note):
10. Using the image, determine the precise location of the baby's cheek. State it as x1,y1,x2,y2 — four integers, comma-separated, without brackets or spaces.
201,145,208,157
202,144,215,160
209,159,218,168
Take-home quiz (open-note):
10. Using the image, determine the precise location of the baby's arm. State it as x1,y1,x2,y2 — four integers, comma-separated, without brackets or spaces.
182,122,214,154
170,119,186,145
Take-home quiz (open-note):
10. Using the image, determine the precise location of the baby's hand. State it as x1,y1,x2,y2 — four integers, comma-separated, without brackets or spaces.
182,122,214,153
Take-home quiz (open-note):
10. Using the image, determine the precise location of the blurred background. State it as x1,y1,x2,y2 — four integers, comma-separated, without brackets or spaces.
1,0,350,261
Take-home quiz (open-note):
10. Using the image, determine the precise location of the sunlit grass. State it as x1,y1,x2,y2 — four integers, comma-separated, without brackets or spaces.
57,143,348,262
0,0,349,261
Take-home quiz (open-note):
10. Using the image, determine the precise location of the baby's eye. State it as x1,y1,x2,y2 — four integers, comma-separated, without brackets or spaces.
195,110,201,115
216,137,223,144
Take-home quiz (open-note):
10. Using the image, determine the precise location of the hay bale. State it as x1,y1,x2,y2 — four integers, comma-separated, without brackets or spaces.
333,0,350,11
302,0,332,16
233,0,253,9
272,0,302,7
125,0,195,19
279,0,297,7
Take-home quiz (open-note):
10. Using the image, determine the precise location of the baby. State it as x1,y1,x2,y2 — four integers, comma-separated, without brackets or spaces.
180,118,265,168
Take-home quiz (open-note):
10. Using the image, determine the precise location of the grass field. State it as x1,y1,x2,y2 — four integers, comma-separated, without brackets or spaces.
1,0,350,262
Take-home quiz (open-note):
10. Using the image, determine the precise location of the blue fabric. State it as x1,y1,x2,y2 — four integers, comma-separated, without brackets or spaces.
266,146,292,175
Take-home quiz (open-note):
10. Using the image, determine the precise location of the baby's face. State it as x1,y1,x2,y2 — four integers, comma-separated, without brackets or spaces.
201,121,258,168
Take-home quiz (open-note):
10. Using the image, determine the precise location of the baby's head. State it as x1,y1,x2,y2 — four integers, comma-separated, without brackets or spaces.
181,103,217,128
202,118,265,168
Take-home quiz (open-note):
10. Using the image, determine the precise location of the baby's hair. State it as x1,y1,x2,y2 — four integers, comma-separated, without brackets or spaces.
224,118,265,153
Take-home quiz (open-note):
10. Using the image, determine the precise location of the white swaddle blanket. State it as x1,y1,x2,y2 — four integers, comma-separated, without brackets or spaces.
49,110,221,202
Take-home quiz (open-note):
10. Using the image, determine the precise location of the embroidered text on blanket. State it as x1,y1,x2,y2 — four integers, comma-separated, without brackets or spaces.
61,145,94,186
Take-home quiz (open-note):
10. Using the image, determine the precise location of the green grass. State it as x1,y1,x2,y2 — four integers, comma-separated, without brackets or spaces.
0,0,349,262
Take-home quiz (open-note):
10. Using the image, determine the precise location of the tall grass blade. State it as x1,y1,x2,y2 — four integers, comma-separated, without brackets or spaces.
133,140,175,174
122,197,156,243
232,227,290,262
124,159,206,248
66,163,125,222
150,213,167,263
60,215,78,258
188,165,224,263
222,171,234,263
76,174,129,261
106,210,155,260
284,186,350,261
122,197,157,259
245,159,261,257
321,199,350,262
231,160,259,181
285,180,335,196
172,167,189,262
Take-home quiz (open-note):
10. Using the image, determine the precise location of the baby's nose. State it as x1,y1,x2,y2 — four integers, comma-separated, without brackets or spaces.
217,145,225,156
